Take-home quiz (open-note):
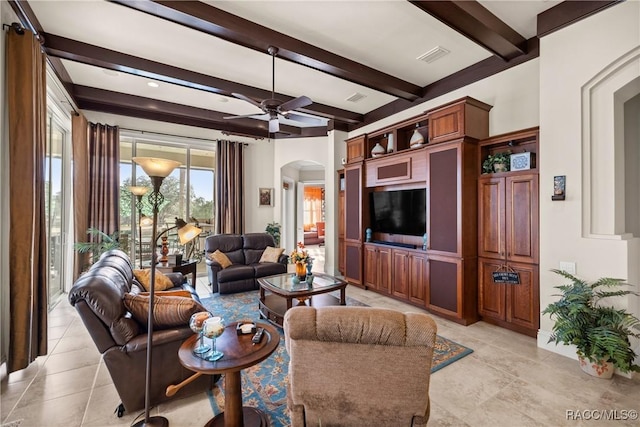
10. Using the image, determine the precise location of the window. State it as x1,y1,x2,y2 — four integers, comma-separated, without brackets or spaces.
119,133,215,268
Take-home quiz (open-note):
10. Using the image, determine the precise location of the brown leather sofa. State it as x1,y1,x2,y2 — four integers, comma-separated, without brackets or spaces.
68,249,214,415
284,306,438,427
205,233,288,294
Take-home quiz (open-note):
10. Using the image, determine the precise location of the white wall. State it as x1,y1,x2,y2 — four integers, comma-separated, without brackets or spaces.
243,139,276,233
538,1,640,354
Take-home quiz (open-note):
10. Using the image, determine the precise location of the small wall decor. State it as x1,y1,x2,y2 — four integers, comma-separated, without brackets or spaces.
259,188,274,206
510,152,535,171
552,176,566,201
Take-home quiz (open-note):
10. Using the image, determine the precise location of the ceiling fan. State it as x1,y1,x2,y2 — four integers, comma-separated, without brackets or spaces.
224,46,322,133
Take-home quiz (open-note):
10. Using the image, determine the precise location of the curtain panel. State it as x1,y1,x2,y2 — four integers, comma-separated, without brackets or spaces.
7,26,48,373
215,140,244,234
72,120,120,274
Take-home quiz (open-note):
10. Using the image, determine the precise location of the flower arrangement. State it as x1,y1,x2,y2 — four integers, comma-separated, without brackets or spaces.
290,242,312,265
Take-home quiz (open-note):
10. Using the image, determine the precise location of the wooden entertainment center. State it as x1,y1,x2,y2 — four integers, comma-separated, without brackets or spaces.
339,96,540,334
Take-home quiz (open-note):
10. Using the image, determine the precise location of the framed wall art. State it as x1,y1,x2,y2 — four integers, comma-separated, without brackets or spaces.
259,188,274,207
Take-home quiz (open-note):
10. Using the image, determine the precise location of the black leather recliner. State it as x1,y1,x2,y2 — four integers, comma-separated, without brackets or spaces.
205,233,288,293
68,249,214,415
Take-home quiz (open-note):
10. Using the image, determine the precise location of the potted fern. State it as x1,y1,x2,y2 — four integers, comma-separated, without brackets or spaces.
74,227,124,266
542,269,640,378
482,151,512,174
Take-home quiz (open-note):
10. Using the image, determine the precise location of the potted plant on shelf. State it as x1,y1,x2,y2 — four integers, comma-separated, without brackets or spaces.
482,151,512,174
542,269,640,378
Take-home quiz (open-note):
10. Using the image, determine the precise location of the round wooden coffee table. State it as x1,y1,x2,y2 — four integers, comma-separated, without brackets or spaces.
178,322,279,427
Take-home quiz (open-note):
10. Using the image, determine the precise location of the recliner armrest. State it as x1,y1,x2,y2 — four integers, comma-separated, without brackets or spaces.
124,327,193,353
165,272,184,285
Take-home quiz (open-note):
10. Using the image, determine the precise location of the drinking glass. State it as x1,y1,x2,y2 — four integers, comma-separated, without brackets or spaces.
202,317,225,361
189,311,212,354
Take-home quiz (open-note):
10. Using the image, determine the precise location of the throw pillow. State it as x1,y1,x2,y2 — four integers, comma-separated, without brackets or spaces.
208,250,232,269
259,246,285,263
140,289,192,298
133,268,175,292
123,293,208,329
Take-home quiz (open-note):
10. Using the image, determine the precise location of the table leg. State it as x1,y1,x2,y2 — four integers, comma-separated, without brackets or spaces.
340,287,346,305
205,370,269,427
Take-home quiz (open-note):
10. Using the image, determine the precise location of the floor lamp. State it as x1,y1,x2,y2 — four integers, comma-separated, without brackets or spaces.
129,186,149,269
132,157,181,427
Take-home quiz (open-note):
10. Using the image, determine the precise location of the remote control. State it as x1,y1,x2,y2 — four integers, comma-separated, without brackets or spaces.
252,327,265,344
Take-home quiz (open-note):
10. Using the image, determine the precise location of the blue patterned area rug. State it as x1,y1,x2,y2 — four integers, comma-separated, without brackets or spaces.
200,290,473,426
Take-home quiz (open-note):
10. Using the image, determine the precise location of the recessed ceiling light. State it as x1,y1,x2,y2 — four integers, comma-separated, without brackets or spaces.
417,46,450,64
147,82,159,88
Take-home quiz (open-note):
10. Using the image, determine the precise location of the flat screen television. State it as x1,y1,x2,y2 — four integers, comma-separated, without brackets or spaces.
369,188,426,236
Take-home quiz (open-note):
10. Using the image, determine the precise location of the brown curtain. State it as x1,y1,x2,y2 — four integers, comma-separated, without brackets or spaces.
215,139,244,234
7,26,48,373
72,120,120,275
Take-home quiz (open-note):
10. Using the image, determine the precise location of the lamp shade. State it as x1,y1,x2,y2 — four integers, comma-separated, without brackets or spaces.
175,218,202,245
132,157,181,178
129,186,149,196
140,215,154,227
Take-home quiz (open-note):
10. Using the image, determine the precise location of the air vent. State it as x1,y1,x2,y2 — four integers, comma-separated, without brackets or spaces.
417,46,450,64
346,92,367,103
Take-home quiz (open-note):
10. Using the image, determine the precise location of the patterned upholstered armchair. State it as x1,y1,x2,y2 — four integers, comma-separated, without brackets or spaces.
283,306,437,427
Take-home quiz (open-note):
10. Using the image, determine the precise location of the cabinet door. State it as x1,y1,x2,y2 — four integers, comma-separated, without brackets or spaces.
344,164,362,242
506,174,538,264
506,262,539,332
427,145,459,255
338,191,345,237
391,249,409,299
378,246,392,295
346,135,365,163
478,177,505,259
345,241,362,287
364,244,378,289
478,258,507,321
338,237,345,275
408,253,427,305
426,255,460,317
428,103,464,144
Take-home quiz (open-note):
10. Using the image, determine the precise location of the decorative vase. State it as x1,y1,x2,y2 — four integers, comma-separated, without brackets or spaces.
386,133,394,153
493,162,508,173
578,356,614,379
306,262,313,276
295,262,307,281
371,142,385,158
409,124,425,148
365,228,372,242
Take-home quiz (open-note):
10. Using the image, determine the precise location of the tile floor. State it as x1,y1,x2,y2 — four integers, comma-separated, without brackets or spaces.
2,253,640,426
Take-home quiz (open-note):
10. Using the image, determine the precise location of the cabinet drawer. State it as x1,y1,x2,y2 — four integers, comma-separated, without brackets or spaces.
365,150,426,187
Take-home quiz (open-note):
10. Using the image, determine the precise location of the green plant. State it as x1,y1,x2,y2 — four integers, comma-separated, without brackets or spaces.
74,228,125,265
265,221,281,247
542,269,640,373
482,150,512,174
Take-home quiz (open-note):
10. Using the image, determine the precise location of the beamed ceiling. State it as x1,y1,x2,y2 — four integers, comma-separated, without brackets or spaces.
10,0,620,139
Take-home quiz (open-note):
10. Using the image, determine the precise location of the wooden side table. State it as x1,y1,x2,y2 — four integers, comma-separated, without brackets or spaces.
178,322,279,427
155,259,198,284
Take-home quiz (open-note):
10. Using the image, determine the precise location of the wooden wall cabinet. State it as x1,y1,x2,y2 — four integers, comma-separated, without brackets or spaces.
477,128,539,336
426,254,478,324
346,135,365,164
478,258,539,336
427,97,492,145
344,163,363,287
364,243,392,294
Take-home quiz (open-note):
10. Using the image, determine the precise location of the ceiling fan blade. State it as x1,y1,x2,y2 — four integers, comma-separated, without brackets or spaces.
231,93,263,110
283,112,324,125
223,113,263,120
280,95,312,112
269,118,280,133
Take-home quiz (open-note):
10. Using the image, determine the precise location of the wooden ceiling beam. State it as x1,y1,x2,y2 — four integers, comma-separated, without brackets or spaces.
109,0,422,101
537,0,621,37
42,32,362,125
72,85,319,137
409,0,528,61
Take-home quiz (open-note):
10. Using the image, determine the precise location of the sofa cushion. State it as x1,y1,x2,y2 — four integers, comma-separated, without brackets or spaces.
133,268,174,292
260,246,284,263
217,265,255,283
253,262,287,278
123,293,207,330
209,250,232,269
